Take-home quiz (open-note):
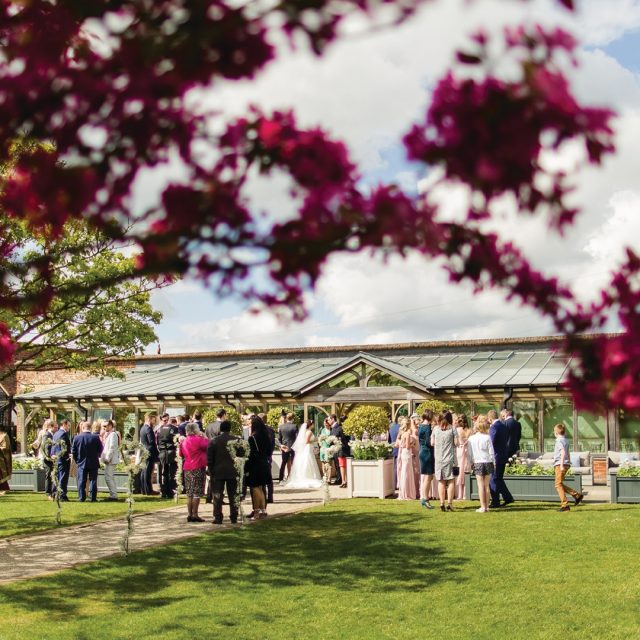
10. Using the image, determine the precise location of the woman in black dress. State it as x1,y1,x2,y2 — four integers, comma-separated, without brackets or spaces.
246,416,271,520
418,411,435,509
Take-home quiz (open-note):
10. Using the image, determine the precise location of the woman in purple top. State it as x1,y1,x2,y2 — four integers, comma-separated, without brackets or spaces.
179,422,209,522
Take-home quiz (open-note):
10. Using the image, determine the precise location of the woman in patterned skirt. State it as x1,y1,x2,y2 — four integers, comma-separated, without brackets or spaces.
179,422,209,522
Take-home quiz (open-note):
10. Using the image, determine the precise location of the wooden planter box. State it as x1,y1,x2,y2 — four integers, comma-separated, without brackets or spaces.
464,472,583,502
10,469,46,492
610,473,640,503
68,471,131,494
346,458,395,499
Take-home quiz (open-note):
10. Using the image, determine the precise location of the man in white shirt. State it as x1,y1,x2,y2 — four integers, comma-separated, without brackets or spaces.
100,420,121,501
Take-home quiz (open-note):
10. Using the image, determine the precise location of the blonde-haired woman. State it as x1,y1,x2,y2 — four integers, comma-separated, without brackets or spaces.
455,414,472,500
468,415,495,512
397,417,419,500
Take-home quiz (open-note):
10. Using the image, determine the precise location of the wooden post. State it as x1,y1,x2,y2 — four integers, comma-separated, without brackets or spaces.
16,403,26,454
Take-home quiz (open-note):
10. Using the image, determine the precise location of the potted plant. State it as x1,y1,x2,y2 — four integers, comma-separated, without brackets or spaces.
10,457,46,491
610,463,640,503
346,439,394,499
464,456,583,502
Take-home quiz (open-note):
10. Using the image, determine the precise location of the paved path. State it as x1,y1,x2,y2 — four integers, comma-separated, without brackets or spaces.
0,485,346,585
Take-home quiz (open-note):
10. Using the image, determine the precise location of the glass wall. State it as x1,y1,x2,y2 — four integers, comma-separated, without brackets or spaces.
513,400,538,452
619,410,640,452
473,401,499,417
543,398,573,452
576,411,606,453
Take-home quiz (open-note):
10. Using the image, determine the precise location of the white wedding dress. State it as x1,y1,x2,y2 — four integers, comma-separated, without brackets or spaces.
283,424,323,489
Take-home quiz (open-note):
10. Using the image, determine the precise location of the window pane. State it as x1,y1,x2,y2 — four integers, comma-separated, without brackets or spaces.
576,412,606,453
619,410,640,452
325,369,360,389
513,400,538,452
473,401,499,417
543,399,573,452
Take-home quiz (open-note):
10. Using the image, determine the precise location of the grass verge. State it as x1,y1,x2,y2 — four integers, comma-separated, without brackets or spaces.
1,499,639,639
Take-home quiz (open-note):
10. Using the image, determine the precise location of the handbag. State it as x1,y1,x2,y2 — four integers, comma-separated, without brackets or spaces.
452,465,460,477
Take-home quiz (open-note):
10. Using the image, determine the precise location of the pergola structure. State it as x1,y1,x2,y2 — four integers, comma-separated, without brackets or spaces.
15,334,640,454
15,335,617,454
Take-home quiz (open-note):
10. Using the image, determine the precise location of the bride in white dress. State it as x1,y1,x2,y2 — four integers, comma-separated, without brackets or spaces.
283,422,323,489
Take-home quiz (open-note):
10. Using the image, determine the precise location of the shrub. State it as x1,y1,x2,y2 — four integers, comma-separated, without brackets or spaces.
414,400,449,417
351,440,392,460
201,406,243,436
265,406,303,428
12,457,43,470
617,464,640,478
343,405,389,440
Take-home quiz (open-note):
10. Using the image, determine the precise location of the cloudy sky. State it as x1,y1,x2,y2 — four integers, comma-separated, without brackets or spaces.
148,0,640,354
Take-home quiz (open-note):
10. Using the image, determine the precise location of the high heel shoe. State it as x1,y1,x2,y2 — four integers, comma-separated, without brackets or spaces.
420,499,427,508
425,501,434,510
446,504,453,512
440,504,446,512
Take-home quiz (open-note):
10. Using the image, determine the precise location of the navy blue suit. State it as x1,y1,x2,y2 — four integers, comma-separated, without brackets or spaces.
489,419,514,507
505,416,522,457
140,423,159,495
52,428,71,500
388,422,400,486
72,431,103,501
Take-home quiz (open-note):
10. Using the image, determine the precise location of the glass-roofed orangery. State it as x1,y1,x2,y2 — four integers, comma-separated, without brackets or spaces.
7,335,640,455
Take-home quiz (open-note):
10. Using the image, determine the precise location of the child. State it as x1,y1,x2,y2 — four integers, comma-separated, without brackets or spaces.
553,424,584,512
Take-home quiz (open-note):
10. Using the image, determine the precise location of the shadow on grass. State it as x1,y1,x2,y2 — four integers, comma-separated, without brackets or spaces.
1,505,468,617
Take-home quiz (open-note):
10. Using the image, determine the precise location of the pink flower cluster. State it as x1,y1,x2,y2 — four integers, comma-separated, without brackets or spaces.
404,26,614,229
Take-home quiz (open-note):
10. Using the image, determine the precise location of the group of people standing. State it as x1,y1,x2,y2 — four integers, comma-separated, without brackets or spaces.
30,418,121,502
137,410,275,523
391,408,522,512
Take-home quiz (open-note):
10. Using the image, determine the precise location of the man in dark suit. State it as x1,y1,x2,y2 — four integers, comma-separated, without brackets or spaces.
488,409,514,508
205,408,226,439
139,413,159,495
157,415,179,499
52,420,72,501
71,421,103,502
41,419,56,500
204,409,227,503
503,408,522,457
207,420,241,524
330,414,346,485
388,419,401,488
277,413,298,482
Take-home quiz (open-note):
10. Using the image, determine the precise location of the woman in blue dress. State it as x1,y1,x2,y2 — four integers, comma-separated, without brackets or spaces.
418,411,435,509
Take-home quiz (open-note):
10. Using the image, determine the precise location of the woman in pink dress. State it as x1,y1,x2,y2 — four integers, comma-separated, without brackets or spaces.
397,418,419,500
455,414,471,499
410,414,421,496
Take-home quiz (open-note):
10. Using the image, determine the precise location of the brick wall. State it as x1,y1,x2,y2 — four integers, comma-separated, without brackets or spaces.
1,361,134,396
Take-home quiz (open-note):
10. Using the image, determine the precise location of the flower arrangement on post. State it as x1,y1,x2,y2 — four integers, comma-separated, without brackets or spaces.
118,440,148,556
351,440,393,461
227,439,248,525
318,434,341,504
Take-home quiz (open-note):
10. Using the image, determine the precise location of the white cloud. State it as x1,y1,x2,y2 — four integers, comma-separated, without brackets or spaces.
152,1,640,353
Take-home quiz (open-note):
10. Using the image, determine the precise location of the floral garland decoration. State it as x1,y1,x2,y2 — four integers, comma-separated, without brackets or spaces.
226,438,248,525
174,433,184,504
318,434,342,504
118,439,149,556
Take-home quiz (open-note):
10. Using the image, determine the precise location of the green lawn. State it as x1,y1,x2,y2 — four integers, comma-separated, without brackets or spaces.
0,492,177,538
0,500,639,640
